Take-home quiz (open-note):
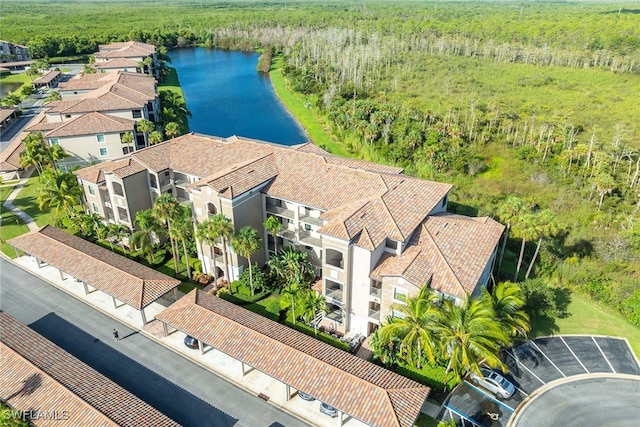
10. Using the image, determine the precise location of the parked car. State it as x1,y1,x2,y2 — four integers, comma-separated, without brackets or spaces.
320,402,338,418
469,367,516,399
183,335,199,349
298,391,315,401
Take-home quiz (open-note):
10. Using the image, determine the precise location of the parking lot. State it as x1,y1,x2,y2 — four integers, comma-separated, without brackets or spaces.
442,336,640,426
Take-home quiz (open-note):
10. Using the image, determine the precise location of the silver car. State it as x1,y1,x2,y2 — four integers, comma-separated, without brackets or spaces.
469,368,516,399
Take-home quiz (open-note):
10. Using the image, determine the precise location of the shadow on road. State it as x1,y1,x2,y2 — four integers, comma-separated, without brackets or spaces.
29,313,240,427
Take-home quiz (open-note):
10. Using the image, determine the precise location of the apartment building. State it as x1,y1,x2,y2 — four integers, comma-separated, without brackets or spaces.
26,72,159,169
75,133,504,337
0,40,30,63
93,41,158,78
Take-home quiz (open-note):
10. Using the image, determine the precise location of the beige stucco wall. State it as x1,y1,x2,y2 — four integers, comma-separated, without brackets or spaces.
123,171,153,229
55,132,131,166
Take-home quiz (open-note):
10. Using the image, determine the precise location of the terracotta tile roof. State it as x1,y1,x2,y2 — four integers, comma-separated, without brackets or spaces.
293,142,404,174
32,70,60,84
42,112,135,138
0,138,24,172
0,107,16,122
199,153,278,198
58,73,113,91
371,213,505,298
94,58,140,69
95,41,155,59
0,312,180,427
156,290,430,427
25,115,60,132
8,226,180,309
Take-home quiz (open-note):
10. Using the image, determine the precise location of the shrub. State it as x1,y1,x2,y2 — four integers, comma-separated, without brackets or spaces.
238,263,267,293
216,287,230,297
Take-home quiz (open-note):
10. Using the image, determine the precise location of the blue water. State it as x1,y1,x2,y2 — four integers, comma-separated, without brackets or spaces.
168,48,308,146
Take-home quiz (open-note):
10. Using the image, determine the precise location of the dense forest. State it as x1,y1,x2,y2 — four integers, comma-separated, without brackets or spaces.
2,0,639,326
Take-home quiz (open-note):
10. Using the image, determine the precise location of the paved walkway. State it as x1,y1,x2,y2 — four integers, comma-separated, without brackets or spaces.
1,167,38,231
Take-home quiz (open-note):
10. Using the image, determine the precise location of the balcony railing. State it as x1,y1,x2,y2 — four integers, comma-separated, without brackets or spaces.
174,178,189,187
277,229,297,241
369,286,382,297
159,179,171,188
326,309,343,323
368,308,380,320
299,231,322,248
326,258,344,269
299,214,324,227
325,287,343,302
266,204,295,219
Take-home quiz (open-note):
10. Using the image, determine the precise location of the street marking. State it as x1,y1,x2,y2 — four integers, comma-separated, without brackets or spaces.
463,381,516,411
505,349,546,386
530,340,566,377
592,337,616,373
515,386,529,397
559,336,589,373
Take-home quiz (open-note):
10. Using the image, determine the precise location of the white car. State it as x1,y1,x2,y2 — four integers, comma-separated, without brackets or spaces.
469,368,516,399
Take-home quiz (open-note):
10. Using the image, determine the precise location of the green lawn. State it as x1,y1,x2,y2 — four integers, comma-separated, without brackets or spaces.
158,66,183,96
551,293,640,358
10,174,54,227
269,56,347,156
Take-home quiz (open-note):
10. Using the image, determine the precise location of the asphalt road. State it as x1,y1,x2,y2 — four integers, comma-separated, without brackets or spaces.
0,258,308,427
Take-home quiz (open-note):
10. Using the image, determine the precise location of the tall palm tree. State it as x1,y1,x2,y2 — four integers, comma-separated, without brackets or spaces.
512,212,540,281
280,281,302,326
47,144,68,170
136,118,155,148
264,215,283,254
375,286,441,369
439,296,510,388
482,282,530,341
496,195,524,271
44,91,61,103
152,194,181,276
108,223,130,256
19,133,48,174
230,226,261,295
196,220,219,279
149,130,163,145
37,168,82,221
268,246,315,289
300,290,327,335
164,122,180,139
131,209,161,263
170,205,194,279
525,209,561,279
209,214,234,280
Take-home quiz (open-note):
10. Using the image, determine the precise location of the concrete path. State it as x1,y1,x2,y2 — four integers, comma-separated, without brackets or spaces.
1,167,38,231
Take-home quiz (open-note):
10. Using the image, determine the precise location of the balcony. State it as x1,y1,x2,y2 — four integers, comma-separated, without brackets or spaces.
299,214,324,227
368,307,380,321
325,279,343,303
326,248,344,269
325,305,343,323
299,230,322,248
173,172,190,187
266,204,295,219
277,228,296,242
159,179,171,188
370,283,382,297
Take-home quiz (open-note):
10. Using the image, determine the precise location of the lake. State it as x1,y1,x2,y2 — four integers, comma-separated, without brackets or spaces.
168,48,307,146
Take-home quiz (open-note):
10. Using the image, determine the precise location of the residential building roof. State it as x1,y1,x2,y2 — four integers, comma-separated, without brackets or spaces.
0,312,180,427
94,58,140,70
371,213,505,298
39,112,135,138
95,41,155,59
156,290,430,427
32,70,60,84
58,73,109,92
0,137,24,172
8,226,180,309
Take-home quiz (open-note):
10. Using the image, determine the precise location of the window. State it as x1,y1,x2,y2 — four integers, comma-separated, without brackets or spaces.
91,202,99,213
99,147,108,157
391,309,406,319
132,109,142,118
88,185,95,196
49,138,59,146
393,287,408,302
96,134,105,143
304,224,311,231
122,146,132,155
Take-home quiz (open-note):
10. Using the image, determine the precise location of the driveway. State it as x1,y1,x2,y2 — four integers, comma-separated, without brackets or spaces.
443,336,640,427
0,258,309,427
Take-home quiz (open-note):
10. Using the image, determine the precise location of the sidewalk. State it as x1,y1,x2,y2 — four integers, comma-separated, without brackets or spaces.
2,168,38,231
10,254,367,427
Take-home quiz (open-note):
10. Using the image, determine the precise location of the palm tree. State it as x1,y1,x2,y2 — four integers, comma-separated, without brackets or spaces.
37,168,82,221
268,246,315,289
280,281,302,326
170,205,194,279
19,133,48,174
95,222,111,248
512,212,540,281
164,122,180,139
152,194,181,276
131,209,161,263
149,130,163,145
210,214,234,280
196,220,218,279
44,91,61,103
136,118,155,148
108,223,130,256
230,226,261,295
439,296,510,388
300,290,327,335
120,131,134,150
47,144,68,170
264,215,283,254
482,282,530,341
496,195,524,271
525,209,561,280
375,286,441,369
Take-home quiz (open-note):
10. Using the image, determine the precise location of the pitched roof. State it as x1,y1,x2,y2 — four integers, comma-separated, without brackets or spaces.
58,73,112,92
0,137,24,172
371,213,505,298
41,112,135,138
94,58,140,69
0,312,180,427
32,70,60,84
0,107,16,122
156,290,430,427
8,226,180,309
95,41,155,59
